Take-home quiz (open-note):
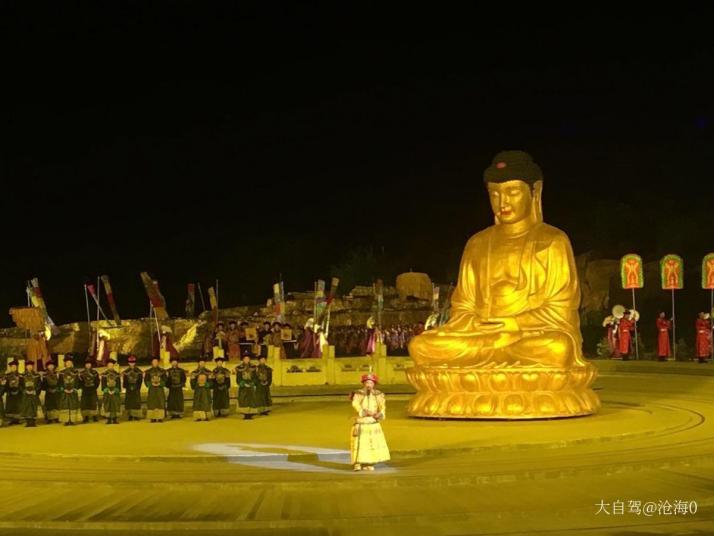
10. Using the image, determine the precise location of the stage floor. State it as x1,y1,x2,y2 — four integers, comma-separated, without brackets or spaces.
0,366,713,535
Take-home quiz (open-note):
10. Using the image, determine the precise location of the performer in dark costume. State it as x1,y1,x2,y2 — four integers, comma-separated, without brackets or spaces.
42,360,61,423
79,359,100,423
101,358,122,424
211,356,231,418
235,354,257,420
122,355,143,420
166,357,187,419
254,356,273,415
20,360,41,427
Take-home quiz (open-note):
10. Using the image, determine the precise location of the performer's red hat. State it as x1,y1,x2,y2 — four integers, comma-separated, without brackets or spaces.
106,358,116,364
8,359,19,367
214,356,225,362
25,360,35,366
361,373,378,384
127,355,137,363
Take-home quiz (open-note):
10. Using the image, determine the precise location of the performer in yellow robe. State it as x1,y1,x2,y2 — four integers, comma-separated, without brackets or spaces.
350,373,390,471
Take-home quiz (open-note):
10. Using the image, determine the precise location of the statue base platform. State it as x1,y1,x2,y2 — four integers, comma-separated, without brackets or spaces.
405,362,600,419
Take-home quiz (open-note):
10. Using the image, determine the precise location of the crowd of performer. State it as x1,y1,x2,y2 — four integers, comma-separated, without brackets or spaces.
0,353,272,427
330,323,424,356
603,307,713,363
198,318,424,360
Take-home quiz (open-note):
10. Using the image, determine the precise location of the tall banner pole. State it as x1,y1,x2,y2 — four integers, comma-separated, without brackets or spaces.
197,282,207,313
671,289,676,360
84,284,92,336
702,254,714,361
661,254,683,362
96,276,101,323
621,254,643,360
631,287,639,360
151,304,161,349
148,301,154,356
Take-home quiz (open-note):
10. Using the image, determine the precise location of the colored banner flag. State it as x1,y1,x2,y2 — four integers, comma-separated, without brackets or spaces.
86,283,109,322
101,275,121,325
272,282,286,322
702,254,714,289
208,287,218,310
660,254,684,290
314,279,327,322
373,279,384,328
140,272,169,320
207,286,219,324
327,277,340,304
185,283,196,318
620,253,644,289
29,278,59,335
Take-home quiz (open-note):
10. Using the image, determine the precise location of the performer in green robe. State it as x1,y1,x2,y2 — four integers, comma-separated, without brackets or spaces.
3,360,22,425
101,359,122,424
254,356,273,415
166,357,187,419
122,355,143,420
190,370,212,421
211,356,231,417
79,359,100,422
20,360,41,427
41,360,61,423
59,356,80,426
235,354,257,419
144,358,167,422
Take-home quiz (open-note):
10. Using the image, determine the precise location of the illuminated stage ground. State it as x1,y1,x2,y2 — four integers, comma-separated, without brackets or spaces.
0,362,713,535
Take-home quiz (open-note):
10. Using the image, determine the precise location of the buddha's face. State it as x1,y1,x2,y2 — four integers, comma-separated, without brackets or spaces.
487,180,533,224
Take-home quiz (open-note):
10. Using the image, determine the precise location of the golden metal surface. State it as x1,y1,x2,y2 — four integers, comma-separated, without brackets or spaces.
408,152,600,419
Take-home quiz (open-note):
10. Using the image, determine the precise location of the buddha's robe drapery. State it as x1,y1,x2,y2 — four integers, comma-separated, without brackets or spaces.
409,222,585,368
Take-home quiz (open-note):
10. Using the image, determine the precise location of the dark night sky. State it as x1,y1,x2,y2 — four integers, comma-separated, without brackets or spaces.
1,4,714,326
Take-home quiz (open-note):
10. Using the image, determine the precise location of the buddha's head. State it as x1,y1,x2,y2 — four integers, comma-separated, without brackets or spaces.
484,151,543,225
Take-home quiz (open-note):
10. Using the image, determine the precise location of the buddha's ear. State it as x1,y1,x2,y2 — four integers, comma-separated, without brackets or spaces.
531,180,544,222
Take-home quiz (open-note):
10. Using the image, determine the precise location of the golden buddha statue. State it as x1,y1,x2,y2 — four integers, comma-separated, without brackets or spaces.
407,151,600,419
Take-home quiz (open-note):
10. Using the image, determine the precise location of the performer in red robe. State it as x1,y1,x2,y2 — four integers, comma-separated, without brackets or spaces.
603,316,620,358
695,313,711,363
656,312,671,361
226,320,241,361
617,311,634,360
298,319,317,358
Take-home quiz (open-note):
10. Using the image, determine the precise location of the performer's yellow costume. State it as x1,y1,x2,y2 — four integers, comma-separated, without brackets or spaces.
350,381,390,468
407,151,600,419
